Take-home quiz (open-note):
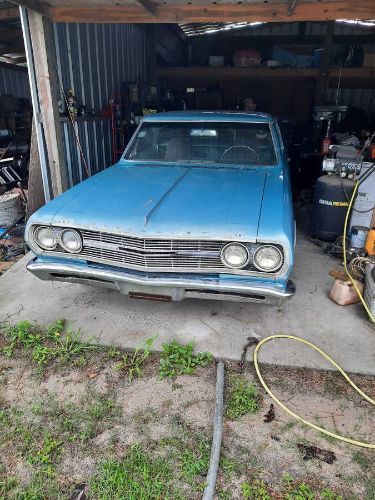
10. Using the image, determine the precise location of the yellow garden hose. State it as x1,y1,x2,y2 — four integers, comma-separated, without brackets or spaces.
342,180,375,323
253,335,375,449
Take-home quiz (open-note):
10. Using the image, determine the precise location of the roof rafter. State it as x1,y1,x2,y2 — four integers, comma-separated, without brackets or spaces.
49,1,375,24
7,0,51,17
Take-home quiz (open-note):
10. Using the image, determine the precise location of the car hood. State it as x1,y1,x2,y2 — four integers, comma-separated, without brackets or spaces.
33,163,269,240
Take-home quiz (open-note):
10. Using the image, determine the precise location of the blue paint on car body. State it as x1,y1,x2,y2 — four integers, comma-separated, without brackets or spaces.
25,111,295,305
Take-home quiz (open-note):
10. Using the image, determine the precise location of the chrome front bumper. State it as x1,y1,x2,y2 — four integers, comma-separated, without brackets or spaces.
27,258,295,305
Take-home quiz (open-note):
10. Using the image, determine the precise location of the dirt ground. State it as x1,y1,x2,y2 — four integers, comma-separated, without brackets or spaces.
0,325,374,499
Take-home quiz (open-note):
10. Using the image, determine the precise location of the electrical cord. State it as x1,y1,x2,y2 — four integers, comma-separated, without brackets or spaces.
343,180,375,323
253,335,375,449
349,256,372,281
53,62,90,178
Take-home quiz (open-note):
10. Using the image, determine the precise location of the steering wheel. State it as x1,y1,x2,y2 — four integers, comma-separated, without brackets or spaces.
221,145,260,162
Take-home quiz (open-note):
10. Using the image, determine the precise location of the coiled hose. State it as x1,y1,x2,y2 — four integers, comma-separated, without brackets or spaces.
343,180,375,323
254,335,375,449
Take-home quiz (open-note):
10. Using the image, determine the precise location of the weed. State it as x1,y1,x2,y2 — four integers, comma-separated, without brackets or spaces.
282,475,343,500
365,477,375,500
282,475,314,500
281,420,297,432
0,477,18,497
241,479,271,500
2,473,66,499
1,320,96,371
159,340,212,379
225,376,259,420
116,336,155,382
89,444,182,499
181,439,211,482
105,346,122,359
321,489,343,500
352,451,370,471
28,433,63,474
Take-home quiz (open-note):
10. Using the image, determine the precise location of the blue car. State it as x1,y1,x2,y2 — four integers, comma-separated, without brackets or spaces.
26,111,295,305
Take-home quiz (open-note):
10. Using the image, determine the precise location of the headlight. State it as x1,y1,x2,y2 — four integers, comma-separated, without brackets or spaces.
253,245,282,272
60,229,82,253
34,226,57,250
221,243,249,269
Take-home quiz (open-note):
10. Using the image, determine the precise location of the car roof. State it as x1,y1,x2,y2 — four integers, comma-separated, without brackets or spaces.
143,111,273,123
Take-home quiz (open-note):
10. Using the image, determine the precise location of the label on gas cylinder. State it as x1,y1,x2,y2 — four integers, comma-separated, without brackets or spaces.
319,199,349,207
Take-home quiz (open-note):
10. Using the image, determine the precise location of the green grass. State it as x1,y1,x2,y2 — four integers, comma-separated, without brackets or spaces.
180,439,211,483
158,340,213,379
365,477,375,500
282,474,343,500
225,375,259,420
31,390,122,445
352,451,370,471
1,320,97,372
241,479,271,500
116,336,156,382
89,444,183,499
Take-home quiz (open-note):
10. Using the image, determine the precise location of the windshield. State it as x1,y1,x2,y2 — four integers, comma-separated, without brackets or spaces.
125,121,277,166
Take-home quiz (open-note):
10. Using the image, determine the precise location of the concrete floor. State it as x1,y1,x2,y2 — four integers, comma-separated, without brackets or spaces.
1,208,374,375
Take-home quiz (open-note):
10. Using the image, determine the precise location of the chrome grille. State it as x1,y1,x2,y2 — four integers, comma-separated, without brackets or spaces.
78,230,229,272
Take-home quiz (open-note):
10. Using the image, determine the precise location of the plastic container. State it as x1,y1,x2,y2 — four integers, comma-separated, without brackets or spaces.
365,228,375,256
272,45,313,68
364,263,375,321
350,226,369,249
329,279,364,305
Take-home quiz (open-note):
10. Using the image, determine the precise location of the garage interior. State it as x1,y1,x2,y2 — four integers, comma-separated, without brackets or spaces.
0,0,374,372
0,2,375,498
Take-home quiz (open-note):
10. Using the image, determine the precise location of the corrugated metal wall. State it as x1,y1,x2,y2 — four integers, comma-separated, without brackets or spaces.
52,23,151,187
326,88,375,116
0,63,30,99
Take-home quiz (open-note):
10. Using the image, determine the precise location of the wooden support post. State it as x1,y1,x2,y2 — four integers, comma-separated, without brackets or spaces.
314,21,334,106
27,10,68,197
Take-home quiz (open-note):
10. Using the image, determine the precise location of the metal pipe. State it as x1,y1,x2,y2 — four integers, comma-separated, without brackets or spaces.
202,361,225,500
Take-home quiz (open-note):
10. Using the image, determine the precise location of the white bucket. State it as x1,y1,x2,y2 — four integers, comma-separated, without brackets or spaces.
0,192,24,227
350,225,369,249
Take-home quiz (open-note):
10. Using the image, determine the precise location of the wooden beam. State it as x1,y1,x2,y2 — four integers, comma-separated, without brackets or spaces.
8,0,51,17
135,0,156,16
0,7,20,21
50,1,375,23
27,10,68,197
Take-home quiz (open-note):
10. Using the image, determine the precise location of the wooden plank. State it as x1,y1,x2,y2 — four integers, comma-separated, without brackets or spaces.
50,1,375,23
156,66,320,79
0,7,20,21
7,0,51,17
27,119,45,216
156,66,375,84
27,11,68,197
